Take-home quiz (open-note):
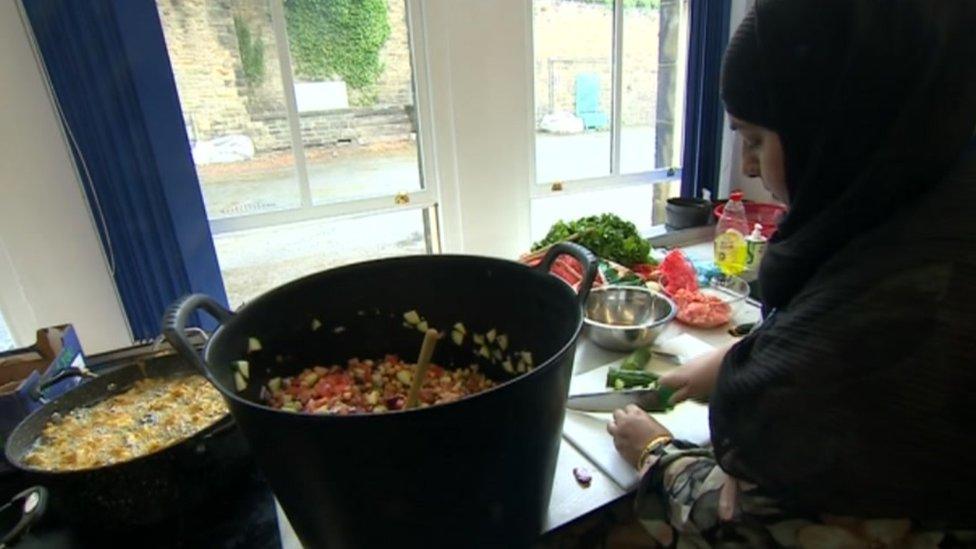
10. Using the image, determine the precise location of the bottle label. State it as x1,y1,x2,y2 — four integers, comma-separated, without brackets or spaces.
745,241,767,269
714,229,747,275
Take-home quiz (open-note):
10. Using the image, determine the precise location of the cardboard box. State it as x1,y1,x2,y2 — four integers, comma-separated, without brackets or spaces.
0,325,87,448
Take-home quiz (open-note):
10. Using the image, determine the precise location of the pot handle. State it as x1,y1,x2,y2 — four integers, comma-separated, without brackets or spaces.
162,294,234,376
535,242,598,306
0,486,47,547
29,365,96,404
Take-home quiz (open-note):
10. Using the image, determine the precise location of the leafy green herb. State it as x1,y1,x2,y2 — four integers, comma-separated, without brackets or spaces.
532,213,652,267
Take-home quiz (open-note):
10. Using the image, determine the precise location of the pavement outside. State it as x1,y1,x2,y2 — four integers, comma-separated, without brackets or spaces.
204,127,661,304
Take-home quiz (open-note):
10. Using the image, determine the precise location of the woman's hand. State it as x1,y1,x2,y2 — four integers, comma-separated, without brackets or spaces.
607,404,671,468
658,343,732,404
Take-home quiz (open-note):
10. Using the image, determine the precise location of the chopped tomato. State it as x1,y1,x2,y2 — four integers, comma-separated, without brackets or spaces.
672,288,731,328
659,251,698,295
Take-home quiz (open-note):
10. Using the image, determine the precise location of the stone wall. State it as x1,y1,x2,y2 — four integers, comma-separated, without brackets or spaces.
157,0,254,140
157,0,415,151
373,0,414,106
251,106,414,152
533,0,660,127
157,0,661,154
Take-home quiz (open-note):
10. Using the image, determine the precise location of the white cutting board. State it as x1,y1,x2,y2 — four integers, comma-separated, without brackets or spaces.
563,337,714,490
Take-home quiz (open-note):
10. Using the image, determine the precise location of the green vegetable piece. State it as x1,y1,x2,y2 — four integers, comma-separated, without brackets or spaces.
620,347,652,371
605,366,659,389
655,383,677,410
613,378,625,390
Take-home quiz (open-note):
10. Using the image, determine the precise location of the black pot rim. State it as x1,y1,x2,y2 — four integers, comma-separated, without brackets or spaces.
667,197,712,208
205,253,585,421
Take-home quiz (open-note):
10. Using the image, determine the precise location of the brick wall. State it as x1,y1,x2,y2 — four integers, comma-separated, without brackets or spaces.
158,0,415,152
158,0,658,154
251,106,415,152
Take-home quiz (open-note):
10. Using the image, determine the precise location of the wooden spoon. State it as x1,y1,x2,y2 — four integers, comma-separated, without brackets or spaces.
405,329,440,410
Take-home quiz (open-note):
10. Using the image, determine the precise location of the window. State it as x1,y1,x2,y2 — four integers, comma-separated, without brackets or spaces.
531,0,688,230
0,309,14,352
157,0,437,303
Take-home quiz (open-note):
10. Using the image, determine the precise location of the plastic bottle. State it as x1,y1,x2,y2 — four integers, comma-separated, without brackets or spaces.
714,191,750,275
744,223,768,274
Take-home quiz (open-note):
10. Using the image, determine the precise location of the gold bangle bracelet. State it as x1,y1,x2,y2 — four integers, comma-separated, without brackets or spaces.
638,435,672,470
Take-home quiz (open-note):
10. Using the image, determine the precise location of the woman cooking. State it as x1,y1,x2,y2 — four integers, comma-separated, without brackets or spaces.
609,0,976,546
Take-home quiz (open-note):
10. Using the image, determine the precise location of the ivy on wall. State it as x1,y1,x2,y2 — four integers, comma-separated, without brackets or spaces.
234,15,266,88
284,0,391,105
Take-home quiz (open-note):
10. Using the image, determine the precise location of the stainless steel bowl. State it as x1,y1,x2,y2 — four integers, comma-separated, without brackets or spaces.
584,286,677,352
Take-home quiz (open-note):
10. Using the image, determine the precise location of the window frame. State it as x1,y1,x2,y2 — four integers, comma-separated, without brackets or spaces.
528,0,690,201
205,0,441,251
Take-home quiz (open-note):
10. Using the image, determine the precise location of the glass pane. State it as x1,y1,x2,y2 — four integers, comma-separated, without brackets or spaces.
157,0,302,220
532,183,663,241
533,0,613,183
621,0,687,173
213,208,429,306
0,310,14,352
281,0,423,205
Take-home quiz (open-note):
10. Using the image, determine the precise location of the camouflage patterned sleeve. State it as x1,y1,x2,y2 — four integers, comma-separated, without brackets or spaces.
633,440,962,548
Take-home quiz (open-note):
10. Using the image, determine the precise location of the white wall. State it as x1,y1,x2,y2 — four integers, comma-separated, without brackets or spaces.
0,1,131,353
424,0,534,257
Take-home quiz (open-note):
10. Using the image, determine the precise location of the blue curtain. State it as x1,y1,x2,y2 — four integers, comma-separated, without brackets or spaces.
22,0,228,339
681,0,732,199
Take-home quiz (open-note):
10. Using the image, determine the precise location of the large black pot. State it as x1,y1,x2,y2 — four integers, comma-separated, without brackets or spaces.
163,244,597,548
3,352,252,532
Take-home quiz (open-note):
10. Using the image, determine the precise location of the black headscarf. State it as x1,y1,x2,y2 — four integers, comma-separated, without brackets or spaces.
710,0,976,523
723,0,976,311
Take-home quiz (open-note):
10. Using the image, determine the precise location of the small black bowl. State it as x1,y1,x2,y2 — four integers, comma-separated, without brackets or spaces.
666,198,713,229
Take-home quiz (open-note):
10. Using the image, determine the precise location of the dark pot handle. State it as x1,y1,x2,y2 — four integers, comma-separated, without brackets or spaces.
535,242,598,306
29,365,96,404
162,294,234,376
0,486,47,547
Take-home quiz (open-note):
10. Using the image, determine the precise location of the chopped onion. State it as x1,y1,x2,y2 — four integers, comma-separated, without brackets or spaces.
234,360,250,380
403,310,421,325
267,377,282,392
234,371,247,392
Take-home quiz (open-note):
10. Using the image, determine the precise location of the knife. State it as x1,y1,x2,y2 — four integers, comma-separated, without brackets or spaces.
566,388,669,413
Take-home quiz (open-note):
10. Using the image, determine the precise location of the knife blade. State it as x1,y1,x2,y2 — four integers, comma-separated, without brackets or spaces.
566,388,667,413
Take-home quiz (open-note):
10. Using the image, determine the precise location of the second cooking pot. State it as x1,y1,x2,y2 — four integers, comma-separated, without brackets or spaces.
164,243,597,548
